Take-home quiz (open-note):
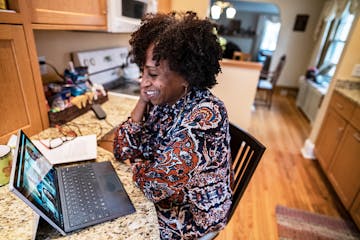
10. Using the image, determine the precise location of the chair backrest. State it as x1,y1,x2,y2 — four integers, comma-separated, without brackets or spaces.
269,55,286,86
227,123,266,221
232,51,252,61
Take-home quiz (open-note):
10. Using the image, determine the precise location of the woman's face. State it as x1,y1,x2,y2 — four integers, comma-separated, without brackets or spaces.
140,44,188,106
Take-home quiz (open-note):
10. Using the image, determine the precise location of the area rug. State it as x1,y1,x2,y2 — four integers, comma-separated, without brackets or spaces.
275,205,360,240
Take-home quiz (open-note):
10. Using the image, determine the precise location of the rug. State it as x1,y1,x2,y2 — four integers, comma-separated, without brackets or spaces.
275,205,360,240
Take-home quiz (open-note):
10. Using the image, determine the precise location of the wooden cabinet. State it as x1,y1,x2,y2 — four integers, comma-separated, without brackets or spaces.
158,0,171,13
30,0,107,30
315,109,346,170
0,2,48,144
350,191,360,229
0,2,23,24
327,124,360,208
315,91,355,170
0,25,47,143
315,90,360,228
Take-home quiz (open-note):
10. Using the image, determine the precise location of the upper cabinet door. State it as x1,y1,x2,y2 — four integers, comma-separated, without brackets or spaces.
30,0,107,30
0,25,45,143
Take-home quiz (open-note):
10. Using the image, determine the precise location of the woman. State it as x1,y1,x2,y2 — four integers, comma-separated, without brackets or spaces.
113,12,232,240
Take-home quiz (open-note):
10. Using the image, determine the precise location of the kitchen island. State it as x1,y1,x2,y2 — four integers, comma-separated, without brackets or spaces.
212,59,262,130
0,93,160,240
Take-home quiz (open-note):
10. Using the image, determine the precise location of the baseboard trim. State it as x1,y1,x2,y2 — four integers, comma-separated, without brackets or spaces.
275,86,298,97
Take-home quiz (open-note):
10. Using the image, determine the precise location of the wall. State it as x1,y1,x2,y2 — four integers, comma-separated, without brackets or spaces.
170,0,209,18
224,35,254,54
241,0,326,88
217,11,259,55
34,30,131,72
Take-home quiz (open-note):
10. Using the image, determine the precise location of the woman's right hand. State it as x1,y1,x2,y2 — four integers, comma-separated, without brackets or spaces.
139,77,150,103
131,78,149,123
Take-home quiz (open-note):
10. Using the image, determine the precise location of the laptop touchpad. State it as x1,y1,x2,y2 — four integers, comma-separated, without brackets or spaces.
99,174,123,192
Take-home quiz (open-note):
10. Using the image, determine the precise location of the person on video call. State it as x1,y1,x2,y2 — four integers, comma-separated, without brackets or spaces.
113,12,233,240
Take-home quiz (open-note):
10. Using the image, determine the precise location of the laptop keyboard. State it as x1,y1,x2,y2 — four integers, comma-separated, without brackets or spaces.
60,164,111,227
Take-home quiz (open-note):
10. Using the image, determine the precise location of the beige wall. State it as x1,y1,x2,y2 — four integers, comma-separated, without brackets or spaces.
240,0,326,87
34,30,131,72
309,15,360,144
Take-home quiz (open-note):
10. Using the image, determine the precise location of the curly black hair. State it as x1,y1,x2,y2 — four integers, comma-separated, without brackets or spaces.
129,11,222,89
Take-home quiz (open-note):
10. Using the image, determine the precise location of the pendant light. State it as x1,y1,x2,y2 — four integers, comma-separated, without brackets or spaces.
211,1,236,20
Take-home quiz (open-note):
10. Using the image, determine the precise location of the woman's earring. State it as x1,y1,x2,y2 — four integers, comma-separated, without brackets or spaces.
184,85,188,94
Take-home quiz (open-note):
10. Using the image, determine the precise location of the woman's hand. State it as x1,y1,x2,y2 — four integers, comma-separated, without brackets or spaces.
139,77,150,103
131,78,149,123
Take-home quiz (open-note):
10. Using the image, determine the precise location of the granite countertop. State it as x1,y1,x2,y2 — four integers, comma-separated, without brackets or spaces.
335,79,360,105
0,92,160,240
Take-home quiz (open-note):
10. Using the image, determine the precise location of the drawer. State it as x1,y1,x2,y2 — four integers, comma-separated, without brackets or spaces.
330,91,356,121
351,106,360,130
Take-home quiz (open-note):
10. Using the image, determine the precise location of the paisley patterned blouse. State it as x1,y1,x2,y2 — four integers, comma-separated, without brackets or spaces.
113,88,232,239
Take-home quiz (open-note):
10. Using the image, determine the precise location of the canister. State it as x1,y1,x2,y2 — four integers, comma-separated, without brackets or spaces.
0,0,7,10
0,145,12,186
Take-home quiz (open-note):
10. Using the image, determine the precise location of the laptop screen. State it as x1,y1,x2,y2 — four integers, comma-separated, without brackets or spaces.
13,131,63,227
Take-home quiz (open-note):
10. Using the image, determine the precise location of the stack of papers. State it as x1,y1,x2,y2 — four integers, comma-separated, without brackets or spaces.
33,134,97,165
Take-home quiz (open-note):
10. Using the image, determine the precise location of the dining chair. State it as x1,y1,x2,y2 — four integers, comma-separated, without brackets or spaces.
227,122,266,220
255,55,286,109
232,51,252,61
200,122,266,240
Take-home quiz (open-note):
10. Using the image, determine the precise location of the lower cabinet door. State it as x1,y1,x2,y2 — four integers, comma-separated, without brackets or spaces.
350,191,360,229
315,109,347,170
328,124,360,209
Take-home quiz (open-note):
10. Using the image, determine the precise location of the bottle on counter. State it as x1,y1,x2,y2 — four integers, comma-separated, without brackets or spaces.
0,0,7,10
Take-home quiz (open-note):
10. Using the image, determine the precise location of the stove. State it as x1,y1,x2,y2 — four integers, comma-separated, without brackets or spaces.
72,47,140,96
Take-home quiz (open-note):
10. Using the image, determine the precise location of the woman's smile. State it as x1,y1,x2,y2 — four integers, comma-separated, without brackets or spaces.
144,89,160,99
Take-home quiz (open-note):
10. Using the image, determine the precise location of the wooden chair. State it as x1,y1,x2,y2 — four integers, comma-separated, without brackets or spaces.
232,51,252,61
255,55,286,109
227,122,266,221
200,122,266,240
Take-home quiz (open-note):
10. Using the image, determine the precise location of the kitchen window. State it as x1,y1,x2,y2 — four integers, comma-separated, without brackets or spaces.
316,3,355,82
259,19,281,52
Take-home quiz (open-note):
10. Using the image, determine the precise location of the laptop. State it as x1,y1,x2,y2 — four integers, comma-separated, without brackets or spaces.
9,130,135,236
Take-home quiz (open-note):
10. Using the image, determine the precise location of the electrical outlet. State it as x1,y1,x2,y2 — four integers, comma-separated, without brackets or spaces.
38,56,47,75
351,64,360,77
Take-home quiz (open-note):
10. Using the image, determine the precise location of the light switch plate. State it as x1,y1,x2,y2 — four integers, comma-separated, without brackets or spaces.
351,64,360,77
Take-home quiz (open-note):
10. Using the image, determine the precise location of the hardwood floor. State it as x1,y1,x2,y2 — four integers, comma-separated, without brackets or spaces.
216,90,348,240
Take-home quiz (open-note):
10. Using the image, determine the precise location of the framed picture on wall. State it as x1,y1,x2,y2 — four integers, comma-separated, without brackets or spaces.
293,14,309,32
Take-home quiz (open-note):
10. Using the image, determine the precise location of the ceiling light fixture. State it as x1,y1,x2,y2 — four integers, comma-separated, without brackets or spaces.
211,1,236,20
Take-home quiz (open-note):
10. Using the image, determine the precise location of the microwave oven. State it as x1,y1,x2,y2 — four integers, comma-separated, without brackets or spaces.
107,0,157,33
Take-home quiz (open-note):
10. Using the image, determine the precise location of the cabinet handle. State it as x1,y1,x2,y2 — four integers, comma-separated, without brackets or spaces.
337,127,344,139
336,102,344,110
353,132,360,142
